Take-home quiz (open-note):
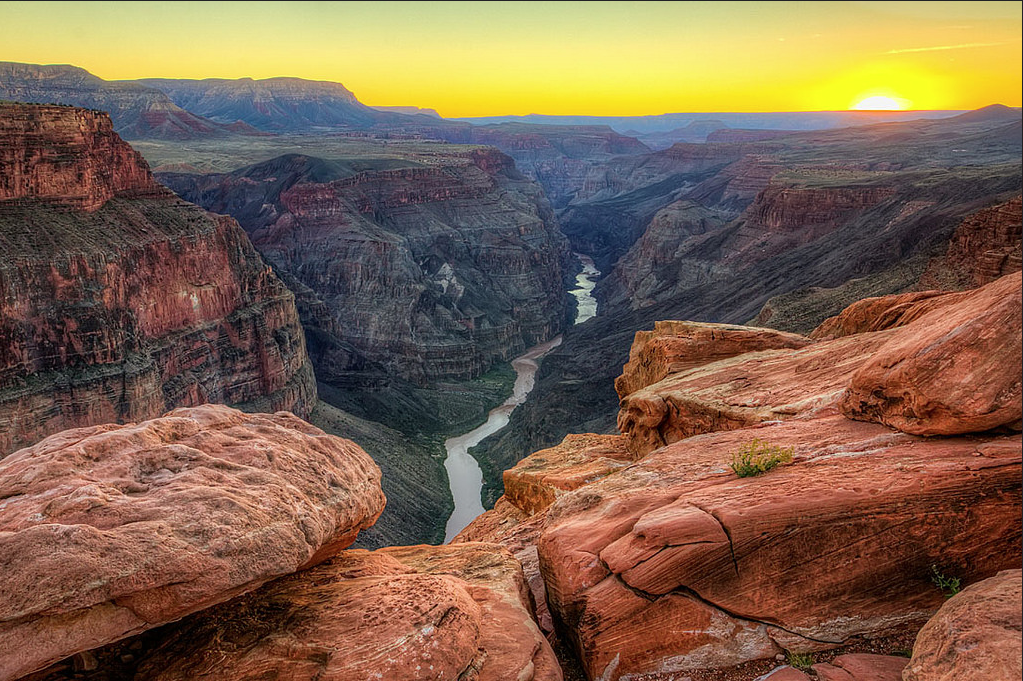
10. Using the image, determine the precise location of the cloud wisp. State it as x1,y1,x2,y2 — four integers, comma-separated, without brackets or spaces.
886,42,1006,54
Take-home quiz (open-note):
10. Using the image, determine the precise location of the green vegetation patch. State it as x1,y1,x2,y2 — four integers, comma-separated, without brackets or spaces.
729,438,794,477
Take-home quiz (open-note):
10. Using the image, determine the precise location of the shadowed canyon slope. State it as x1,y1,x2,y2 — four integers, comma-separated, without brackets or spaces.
0,103,316,455
475,107,1022,486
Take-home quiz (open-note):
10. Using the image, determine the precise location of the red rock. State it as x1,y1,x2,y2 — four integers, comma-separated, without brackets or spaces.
0,102,159,210
809,291,950,340
455,434,635,635
615,321,811,398
811,653,907,680
841,271,1022,435
537,415,1021,680
0,405,385,681
134,544,561,681
502,433,635,516
918,196,1022,290
0,104,316,455
618,330,891,455
903,569,1022,681
756,667,813,681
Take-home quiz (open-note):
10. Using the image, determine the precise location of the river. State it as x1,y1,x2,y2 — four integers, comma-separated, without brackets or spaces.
442,253,601,542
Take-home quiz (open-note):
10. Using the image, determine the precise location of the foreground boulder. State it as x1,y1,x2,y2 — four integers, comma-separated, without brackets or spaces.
903,569,1022,681
841,271,1022,435
0,405,385,681
131,543,561,681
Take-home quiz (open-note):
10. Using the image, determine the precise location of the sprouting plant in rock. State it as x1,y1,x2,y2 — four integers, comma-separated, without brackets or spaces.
930,565,961,598
729,438,794,477
786,651,814,671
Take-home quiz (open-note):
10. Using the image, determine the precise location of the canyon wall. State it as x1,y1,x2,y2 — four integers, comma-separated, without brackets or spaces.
0,103,315,455
162,146,571,387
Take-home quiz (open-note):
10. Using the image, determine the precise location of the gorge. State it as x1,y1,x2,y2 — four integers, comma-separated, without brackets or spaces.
0,63,1020,681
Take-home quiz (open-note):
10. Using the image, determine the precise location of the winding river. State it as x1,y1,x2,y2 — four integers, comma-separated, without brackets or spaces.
442,254,601,542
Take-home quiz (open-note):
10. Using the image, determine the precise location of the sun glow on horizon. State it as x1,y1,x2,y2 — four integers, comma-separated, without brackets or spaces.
851,94,911,110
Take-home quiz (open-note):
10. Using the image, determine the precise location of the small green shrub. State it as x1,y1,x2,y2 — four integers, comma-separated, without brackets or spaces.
729,438,794,477
930,565,961,598
787,651,814,671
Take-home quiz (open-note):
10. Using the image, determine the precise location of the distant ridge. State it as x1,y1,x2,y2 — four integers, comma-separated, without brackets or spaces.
0,61,246,139
138,76,455,132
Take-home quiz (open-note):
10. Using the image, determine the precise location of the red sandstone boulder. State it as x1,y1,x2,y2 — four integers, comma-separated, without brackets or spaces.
809,291,949,340
618,330,892,455
134,543,561,681
455,434,635,634
615,321,811,398
537,416,1021,680
841,271,1022,435
0,405,385,681
903,569,1022,681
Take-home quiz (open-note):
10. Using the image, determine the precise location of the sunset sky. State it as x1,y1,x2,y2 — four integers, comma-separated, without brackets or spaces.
1,1,1020,117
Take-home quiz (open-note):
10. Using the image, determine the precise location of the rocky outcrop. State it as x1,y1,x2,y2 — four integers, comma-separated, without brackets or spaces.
0,102,159,210
918,196,1022,289
808,291,949,340
903,569,1022,681
165,148,569,385
0,105,316,455
129,544,560,681
528,272,1023,680
841,271,1022,435
617,328,891,456
0,404,385,681
615,320,811,398
0,63,244,139
539,420,1020,680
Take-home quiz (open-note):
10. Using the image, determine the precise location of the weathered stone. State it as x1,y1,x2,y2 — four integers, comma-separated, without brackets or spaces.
615,320,811,398
538,416,1021,680
903,569,1022,681
134,544,561,681
811,653,907,681
0,405,384,681
809,291,949,340
841,271,1022,435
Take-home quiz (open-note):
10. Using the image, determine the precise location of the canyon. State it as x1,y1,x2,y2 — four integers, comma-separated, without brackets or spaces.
0,82,1019,681
0,103,315,456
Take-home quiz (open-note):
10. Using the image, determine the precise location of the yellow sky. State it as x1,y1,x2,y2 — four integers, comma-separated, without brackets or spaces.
1,1,1020,116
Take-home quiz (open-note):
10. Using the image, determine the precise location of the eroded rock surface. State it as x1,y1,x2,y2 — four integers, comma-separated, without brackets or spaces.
0,404,384,681
538,418,1021,681
841,271,1022,435
903,569,1022,681
133,543,561,681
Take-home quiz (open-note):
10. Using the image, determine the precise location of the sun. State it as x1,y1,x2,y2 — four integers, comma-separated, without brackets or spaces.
851,95,910,111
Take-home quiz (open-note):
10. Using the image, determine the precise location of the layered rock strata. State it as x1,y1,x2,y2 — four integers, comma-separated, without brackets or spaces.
163,148,570,386
0,104,315,454
0,404,385,681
